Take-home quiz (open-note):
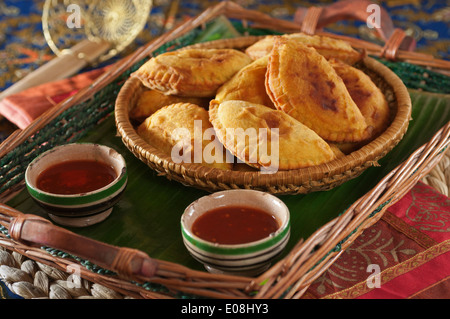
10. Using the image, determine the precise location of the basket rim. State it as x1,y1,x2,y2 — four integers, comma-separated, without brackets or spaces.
114,36,412,194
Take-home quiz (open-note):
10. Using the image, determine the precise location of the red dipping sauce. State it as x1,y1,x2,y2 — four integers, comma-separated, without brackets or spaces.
192,206,280,245
36,160,117,195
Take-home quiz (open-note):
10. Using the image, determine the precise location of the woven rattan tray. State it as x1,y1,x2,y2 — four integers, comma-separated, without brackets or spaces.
0,2,449,299
115,36,411,194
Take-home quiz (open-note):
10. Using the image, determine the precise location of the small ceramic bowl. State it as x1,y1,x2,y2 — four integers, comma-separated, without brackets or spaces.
181,189,290,277
25,143,127,227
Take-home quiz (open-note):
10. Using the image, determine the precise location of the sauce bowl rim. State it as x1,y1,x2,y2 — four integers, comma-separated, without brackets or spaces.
181,189,291,251
25,143,127,201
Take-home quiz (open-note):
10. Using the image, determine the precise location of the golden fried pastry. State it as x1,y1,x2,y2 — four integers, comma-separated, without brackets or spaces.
245,33,362,65
330,59,390,137
209,99,336,171
215,56,276,109
265,37,372,143
133,48,252,97
245,36,272,59
130,89,211,121
137,103,233,170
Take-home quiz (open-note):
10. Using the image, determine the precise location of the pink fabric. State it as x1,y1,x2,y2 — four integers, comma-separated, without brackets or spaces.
302,182,450,299
358,246,450,298
0,67,108,129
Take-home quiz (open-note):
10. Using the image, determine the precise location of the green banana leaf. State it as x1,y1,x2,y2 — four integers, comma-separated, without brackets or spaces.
6,90,449,273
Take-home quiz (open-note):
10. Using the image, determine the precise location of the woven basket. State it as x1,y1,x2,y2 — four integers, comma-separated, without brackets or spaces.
0,2,448,300
115,36,412,194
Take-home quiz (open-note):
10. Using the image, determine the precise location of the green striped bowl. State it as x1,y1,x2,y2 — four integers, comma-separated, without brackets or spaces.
25,143,127,227
181,190,290,277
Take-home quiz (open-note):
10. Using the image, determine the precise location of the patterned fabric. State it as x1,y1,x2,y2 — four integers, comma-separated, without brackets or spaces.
302,182,450,299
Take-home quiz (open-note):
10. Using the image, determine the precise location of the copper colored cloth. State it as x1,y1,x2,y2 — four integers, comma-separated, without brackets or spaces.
0,67,108,129
302,181,450,299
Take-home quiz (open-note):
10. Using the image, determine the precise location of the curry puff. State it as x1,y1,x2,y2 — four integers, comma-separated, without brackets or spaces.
215,56,276,109
137,103,232,170
130,89,210,121
245,33,362,65
330,59,390,137
209,99,336,171
265,37,372,143
133,48,252,97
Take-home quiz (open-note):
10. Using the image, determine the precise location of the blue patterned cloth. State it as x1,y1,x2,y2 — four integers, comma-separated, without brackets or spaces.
1,279,23,299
